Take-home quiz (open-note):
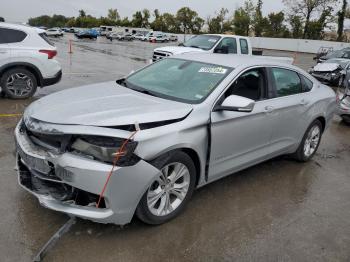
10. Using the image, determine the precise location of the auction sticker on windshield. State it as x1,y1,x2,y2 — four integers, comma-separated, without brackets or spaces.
208,38,218,42
199,67,228,74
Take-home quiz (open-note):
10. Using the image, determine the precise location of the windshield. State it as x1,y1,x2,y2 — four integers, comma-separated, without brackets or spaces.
125,58,232,103
183,35,221,50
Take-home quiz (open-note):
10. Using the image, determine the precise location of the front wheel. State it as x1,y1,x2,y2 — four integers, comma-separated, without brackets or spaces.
136,151,196,225
293,120,323,162
0,68,37,99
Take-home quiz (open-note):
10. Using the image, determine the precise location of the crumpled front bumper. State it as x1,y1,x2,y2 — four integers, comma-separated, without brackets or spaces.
15,122,161,225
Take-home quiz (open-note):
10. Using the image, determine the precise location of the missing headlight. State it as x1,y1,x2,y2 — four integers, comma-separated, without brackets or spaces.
69,135,140,166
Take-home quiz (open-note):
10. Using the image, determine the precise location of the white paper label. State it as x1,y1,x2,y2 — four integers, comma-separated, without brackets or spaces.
198,67,228,74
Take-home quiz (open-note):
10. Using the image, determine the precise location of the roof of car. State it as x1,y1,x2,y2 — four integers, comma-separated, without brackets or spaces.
173,53,295,69
204,33,249,39
0,22,45,34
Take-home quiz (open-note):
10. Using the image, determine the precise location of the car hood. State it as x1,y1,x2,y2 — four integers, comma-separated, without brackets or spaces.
313,63,340,72
24,81,193,127
154,46,205,55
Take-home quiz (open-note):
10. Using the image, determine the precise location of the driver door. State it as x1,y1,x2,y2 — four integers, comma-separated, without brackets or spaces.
208,67,275,181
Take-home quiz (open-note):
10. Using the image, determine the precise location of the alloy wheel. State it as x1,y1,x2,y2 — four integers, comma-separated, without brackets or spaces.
303,125,321,157
6,73,33,97
147,162,190,216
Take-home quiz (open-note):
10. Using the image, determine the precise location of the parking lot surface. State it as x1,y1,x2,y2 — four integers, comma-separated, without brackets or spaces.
1,35,349,262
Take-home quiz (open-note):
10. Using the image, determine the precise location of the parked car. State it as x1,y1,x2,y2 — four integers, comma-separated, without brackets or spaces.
15,54,335,225
141,32,155,41
169,35,178,41
309,58,350,86
336,84,350,123
0,23,61,99
45,28,63,37
317,47,350,63
117,33,134,41
133,33,145,40
150,33,169,43
75,29,98,39
106,32,121,41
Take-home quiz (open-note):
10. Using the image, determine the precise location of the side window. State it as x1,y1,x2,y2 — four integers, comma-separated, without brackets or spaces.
225,68,267,101
0,28,27,44
271,68,302,97
240,39,249,54
215,38,237,54
300,75,313,92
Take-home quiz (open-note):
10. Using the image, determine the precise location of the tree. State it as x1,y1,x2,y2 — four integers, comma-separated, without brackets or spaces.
233,8,250,35
253,0,266,36
283,0,336,39
0,17,4,22
141,9,150,28
207,8,229,33
337,0,347,41
176,7,203,34
233,0,255,36
289,15,303,38
265,12,288,37
132,11,143,27
108,8,120,22
163,13,179,33
305,6,333,39
78,9,86,18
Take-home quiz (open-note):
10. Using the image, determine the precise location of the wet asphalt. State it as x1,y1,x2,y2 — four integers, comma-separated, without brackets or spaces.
0,35,350,262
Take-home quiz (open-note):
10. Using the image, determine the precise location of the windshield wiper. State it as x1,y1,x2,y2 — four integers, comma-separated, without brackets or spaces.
189,45,200,49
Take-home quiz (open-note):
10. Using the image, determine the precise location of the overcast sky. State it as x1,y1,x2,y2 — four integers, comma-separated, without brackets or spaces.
0,0,286,23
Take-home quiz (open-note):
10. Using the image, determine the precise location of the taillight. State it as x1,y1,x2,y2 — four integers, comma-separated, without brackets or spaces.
39,49,57,59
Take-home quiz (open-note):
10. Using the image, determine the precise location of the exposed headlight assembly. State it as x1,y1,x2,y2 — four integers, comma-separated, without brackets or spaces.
70,136,139,166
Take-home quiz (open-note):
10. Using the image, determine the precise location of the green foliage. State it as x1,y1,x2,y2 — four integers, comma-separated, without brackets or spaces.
24,1,348,42
289,15,303,39
176,7,203,34
108,9,120,22
265,12,289,38
28,15,70,28
207,8,230,34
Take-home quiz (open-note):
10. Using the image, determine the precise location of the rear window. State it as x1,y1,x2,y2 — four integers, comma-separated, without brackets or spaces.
240,39,249,54
271,68,302,97
0,28,27,44
39,33,54,46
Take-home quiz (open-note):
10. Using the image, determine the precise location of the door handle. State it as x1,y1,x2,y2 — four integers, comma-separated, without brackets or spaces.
300,99,309,106
264,106,274,113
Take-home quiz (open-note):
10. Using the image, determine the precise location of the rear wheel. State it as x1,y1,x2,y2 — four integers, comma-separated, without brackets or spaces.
293,120,323,162
136,151,196,225
0,68,37,99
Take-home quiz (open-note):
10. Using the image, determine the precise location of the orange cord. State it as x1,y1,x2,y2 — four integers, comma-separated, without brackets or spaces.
96,130,138,208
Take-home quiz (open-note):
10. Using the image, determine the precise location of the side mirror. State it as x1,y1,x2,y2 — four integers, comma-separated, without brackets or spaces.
214,95,255,113
214,45,229,54
178,42,184,46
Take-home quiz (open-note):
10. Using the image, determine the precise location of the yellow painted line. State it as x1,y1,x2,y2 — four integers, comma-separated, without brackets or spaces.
0,113,22,117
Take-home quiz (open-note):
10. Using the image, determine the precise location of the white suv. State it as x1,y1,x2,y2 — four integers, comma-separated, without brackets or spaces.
0,23,62,99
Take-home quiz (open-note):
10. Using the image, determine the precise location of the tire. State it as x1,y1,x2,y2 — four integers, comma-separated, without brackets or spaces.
341,115,350,124
136,151,196,225
293,120,323,162
0,68,37,99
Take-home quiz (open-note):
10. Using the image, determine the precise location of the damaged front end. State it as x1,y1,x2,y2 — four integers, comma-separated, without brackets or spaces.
309,62,345,85
15,118,162,225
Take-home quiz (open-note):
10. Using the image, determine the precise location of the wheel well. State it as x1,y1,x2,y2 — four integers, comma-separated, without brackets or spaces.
0,64,42,86
316,116,326,132
180,148,201,186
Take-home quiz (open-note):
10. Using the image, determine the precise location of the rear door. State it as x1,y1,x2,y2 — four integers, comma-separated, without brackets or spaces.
267,67,313,153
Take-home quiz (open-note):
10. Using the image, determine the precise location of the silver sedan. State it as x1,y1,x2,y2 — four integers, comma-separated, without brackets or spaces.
15,54,336,225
